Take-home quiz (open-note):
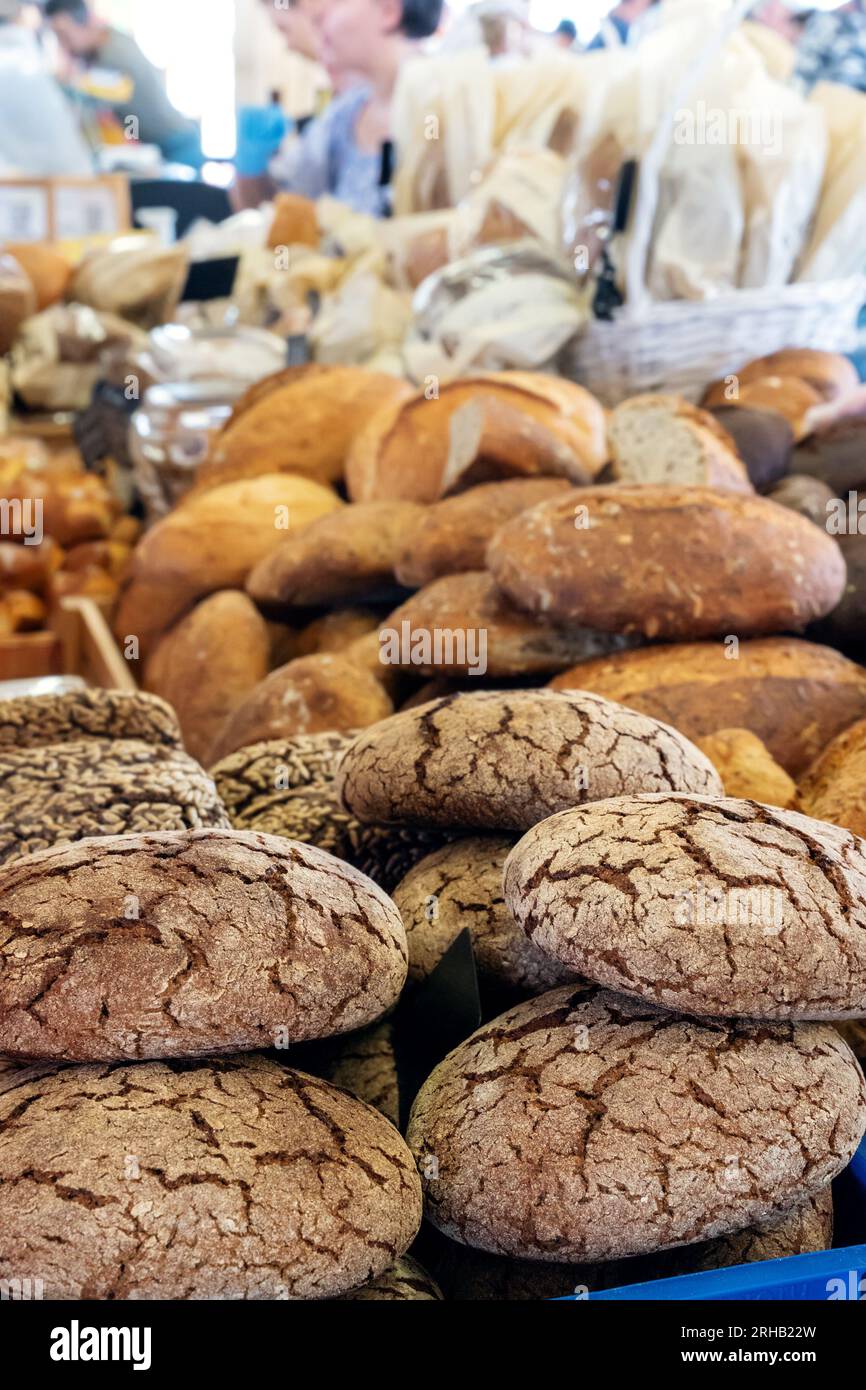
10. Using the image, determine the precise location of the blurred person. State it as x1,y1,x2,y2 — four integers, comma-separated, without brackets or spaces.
0,0,93,174
552,17,578,49
268,0,445,216
795,1,866,92
43,0,203,167
261,0,325,65
588,0,659,48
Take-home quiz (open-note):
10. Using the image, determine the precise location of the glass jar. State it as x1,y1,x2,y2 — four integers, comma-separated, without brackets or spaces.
128,379,245,522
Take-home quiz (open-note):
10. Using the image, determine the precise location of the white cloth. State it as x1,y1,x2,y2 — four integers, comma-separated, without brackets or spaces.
0,27,93,176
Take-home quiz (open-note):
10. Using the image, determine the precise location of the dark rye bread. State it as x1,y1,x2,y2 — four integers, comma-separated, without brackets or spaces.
0,688,181,751
0,829,407,1061
295,1020,400,1127
487,486,846,639
337,689,722,833
406,985,866,1263
0,1055,422,1299
343,1255,443,1301
550,637,866,777
0,739,230,867
504,793,866,1020
426,1189,833,1299
392,837,579,995
394,477,572,588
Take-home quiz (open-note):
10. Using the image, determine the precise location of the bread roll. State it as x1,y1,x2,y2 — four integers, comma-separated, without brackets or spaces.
144,592,272,765
703,375,824,440
345,373,608,504
707,405,793,491
768,474,835,527
0,539,61,594
793,417,866,495
488,486,845,639
607,395,751,491
113,474,341,658
550,637,866,776
4,243,71,310
267,193,319,249
723,349,859,403
195,365,412,491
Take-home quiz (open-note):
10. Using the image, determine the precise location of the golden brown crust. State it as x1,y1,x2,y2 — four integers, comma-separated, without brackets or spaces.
798,717,866,838
696,728,796,807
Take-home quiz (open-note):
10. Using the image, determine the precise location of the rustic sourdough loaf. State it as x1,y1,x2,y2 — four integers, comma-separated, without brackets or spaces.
504,793,866,1019
337,689,721,832
406,985,866,1261
550,636,866,777
0,828,407,1060
144,591,271,764
488,486,846,639
703,376,823,438
0,1055,421,1299
707,348,859,404
607,395,751,491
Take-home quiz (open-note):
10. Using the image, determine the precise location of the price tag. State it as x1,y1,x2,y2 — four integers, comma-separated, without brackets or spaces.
54,183,123,241
0,185,50,243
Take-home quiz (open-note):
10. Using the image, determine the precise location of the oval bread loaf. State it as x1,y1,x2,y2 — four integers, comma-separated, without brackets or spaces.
0,829,408,1061
337,689,722,833
0,688,182,751
798,718,866,838
488,486,846,639
504,793,866,1019
406,985,866,1262
0,1055,421,1299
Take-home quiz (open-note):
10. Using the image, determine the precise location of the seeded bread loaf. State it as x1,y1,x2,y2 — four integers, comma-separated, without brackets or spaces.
343,1256,443,1301
504,793,866,1019
0,828,408,1061
0,688,182,751
488,486,846,639
550,637,866,777
338,689,721,833
406,985,866,1262
0,1055,422,1299
211,733,356,815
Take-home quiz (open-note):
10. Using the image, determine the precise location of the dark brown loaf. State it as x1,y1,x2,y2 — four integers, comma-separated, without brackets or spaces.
504,793,866,1019
337,689,722,832
793,417,866,494
550,637,866,777
143,591,271,765
814,530,866,654
0,740,230,867
246,501,422,610
488,486,846,639
0,1055,422,1299
207,654,393,764
0,688,182,751
768,474,835,527
406,985,866,1262
0,828,408,1061
707,405,793,490
393,477,572,588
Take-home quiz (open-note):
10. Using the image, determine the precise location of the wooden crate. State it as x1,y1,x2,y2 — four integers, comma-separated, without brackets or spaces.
0,598,135,691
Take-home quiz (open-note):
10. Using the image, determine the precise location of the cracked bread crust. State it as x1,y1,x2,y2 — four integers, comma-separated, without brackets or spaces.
406,985,866,1263
337,689,722,833
343,1255,443,1300
393,837,579,993
294,1020,400,1128
504,793,866,1019
0,828,408,1061
0,689,182,751
0,740,230,867
211,734,357,816
0,1054,422,1300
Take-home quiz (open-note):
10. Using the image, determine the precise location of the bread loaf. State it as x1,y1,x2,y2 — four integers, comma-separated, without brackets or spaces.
4,243,71,310
298,1020,399,1128
144,591,271,765
706,405,793,490
709,349,860,404
267,193,319,249
488,486,846,639
793,416,866,495
798,718,866,837
607,395,751,491
505,793,866,1019
696,728,796,807
210,733,355,815
345,373,608,504
0,539,61,594
114,474,341,657
0,828,408,1060
338,689,721,833
0,1055,421,1298
768,474,835,526
703,375,824,438
550,637,866,776
208,653,393,764
0,688,182,751
406,985,865,1261
195,365,412,491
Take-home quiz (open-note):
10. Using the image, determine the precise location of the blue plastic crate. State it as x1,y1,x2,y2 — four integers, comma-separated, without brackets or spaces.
581,1135,866,1301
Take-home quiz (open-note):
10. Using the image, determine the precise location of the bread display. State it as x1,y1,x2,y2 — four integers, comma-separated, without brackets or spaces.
338,689,721,832
607,395,751,491
488,486,846,639
407,985,865,1262
143,592,272,764
393,836,578,994
550,637,866,776
0,688,182,751
207,654,393,764
393,477,572,588
247,501,422,611
0,828,408,1061
114,474,342,657
504,794,866,1019
798,718,866,837
0,740,229,866
0,1055,421,1299
195,365,412,491
695,728,796,807
345,372,608,504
